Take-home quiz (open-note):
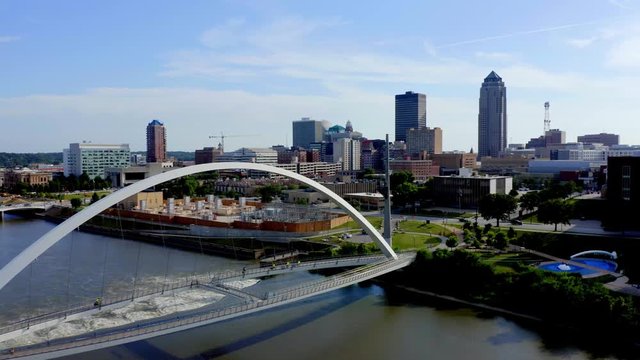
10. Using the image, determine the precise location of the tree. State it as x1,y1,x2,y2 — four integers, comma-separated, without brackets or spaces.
463,229,476,244
258,184,282,203
392,182,418,208
537,199,574,231
507,227,516,239
509,188,519,197
390,171,414,192
478,194,518,227
91,192,100,204
494,232,508,250
70,197,82,209
445,236,458,248
519,191,540,220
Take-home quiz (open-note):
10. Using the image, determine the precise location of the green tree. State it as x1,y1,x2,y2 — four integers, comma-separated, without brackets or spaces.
258,184,282,203
70,197,83,209
390,171,414,192
478,194,518,227
91,192,100,204
494,232,508,250
463,229,476,244
445,236,458,248
509,188,519,197
392,182,418,208
507,226,516,239
537,199,574,231
519,191,540,220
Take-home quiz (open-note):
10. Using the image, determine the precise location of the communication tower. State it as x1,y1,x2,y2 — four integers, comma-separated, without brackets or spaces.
544,101,551,133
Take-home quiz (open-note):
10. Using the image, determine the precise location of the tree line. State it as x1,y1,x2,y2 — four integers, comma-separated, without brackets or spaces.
389,249,639,339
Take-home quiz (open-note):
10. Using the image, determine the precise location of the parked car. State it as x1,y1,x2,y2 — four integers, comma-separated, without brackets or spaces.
510,219,523,225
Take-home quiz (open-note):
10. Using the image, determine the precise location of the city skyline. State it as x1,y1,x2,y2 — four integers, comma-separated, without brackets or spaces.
3,1,640,152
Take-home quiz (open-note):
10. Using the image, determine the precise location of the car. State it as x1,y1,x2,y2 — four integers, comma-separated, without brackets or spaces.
458,218,469,223
510,219,523,225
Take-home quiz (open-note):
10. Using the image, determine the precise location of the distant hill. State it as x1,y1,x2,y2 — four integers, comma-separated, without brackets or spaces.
0,151,195,168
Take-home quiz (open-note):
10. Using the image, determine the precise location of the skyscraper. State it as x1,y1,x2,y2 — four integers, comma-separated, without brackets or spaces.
406,127,442,157
478,71,507,158
395,91,426,142
292,117,329,148
146,120,166,163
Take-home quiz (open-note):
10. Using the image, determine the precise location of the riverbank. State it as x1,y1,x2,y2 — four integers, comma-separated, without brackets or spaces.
36,207,332,261
378,249,640,345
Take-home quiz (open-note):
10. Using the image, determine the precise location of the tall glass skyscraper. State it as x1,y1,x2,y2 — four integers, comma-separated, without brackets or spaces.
395,91,426,142
478,71,507,158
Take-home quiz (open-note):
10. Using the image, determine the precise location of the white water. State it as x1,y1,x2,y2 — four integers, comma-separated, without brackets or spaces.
0,279,260,349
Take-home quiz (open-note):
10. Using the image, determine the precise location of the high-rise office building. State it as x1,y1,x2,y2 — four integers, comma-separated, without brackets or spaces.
333,138,361,171
395,91,426,142
292,118,329,148
146,119,167,163
63,143,131,179
478,71,507,158
406,127,442,157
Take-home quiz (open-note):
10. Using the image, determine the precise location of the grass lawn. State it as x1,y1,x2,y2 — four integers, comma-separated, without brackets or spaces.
392,232,441,250
335,216,383,230
478,252,544,270
397,220,455,237
521,213,542,224
59,191,111,200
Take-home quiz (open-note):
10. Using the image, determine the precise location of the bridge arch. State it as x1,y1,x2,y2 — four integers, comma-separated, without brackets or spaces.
0,162,396,292
570,250,617,260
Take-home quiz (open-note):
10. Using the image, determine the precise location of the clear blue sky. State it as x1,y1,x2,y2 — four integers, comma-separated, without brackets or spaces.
1,0,640,152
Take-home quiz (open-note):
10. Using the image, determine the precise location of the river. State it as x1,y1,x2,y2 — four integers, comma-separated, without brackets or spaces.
0,214,630,359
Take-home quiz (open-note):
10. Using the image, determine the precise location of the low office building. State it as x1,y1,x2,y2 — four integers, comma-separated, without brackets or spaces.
389,159,439,181
3,168,53,190
431,152,477,171
195,146,224,164
432,175,513,208
107,162,173,188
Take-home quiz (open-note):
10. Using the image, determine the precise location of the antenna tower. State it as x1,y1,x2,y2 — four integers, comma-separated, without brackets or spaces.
543,101,550,133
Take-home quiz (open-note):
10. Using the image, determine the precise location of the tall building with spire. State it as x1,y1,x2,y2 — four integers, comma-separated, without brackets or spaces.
478,71,507,158
146,119,167,163
395,91,426,142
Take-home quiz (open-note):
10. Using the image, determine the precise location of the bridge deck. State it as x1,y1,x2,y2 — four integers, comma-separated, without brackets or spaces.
0,253,414,359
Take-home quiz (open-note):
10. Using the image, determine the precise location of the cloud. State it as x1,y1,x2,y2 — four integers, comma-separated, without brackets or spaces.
566,37,598,48
474,52,515,62
607,36,640,67
436,21,598,49
200,18,246,49
0,36,20,43
609,0,634,10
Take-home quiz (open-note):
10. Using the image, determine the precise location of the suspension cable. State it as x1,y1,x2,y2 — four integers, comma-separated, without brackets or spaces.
64,231,76,318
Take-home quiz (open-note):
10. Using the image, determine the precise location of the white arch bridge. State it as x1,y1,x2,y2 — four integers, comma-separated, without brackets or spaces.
0,163,412,359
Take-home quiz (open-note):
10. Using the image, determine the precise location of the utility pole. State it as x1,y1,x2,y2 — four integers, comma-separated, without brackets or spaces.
383,134,392,246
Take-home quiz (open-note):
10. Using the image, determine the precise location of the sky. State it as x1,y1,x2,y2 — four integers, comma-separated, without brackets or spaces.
2,0,640,153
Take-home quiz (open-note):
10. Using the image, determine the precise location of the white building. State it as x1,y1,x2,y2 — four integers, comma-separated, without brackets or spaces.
63,143,131,179
333,138,361,171
215,148,278,164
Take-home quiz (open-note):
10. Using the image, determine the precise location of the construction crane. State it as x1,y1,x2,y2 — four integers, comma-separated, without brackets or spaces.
208,132,254,152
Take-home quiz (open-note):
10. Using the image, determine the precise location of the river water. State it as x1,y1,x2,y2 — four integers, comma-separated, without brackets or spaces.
0,214,630,359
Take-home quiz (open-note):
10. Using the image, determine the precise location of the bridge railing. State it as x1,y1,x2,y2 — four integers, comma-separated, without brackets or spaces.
1,254,415,359
0,254,385,336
